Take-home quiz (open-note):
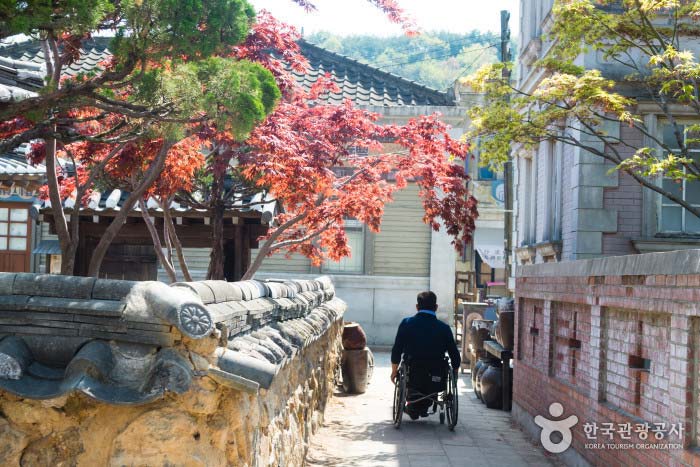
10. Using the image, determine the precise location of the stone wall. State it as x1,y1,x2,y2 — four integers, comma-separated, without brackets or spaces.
514,250,700,467
0,319,341,466
0,273,345,466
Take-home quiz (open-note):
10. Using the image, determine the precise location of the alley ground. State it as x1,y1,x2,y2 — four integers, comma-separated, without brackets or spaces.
305,352,560,467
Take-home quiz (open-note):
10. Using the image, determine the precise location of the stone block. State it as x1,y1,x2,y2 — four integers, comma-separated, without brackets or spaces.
578,164,619,188
0,273,16,296
576,147,605,165
577,186,604,209
13,274,96,299
576,208,618,232
575,231,603,255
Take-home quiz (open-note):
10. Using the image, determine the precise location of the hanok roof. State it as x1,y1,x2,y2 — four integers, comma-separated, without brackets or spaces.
296,39,455,107
41,189,277,222
0,151,46,192
0,35,455,107
0,36,111,80
0,152,44,177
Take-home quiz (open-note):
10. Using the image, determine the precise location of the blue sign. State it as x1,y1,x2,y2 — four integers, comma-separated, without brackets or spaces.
491,180,505,207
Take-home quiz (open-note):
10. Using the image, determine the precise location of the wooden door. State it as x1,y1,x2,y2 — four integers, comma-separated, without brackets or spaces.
0,203,31,272
96,243,157,281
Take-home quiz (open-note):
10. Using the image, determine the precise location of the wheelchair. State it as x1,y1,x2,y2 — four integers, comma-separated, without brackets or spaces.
392,355,458,430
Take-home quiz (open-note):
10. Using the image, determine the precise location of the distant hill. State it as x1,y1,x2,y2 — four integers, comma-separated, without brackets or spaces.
305,30,502,91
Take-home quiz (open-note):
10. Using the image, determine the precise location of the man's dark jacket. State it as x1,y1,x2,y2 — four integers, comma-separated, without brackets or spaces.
391,311,461,369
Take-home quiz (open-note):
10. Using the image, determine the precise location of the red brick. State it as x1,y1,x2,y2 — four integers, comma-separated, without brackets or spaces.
514,272,699,466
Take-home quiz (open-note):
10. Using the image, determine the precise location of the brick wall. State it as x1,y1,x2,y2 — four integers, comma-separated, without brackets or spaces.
551,301,593,395
602,171,642,256
514,251,700,467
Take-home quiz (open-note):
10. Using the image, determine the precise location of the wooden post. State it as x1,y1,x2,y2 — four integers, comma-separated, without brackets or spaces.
233,225,243,281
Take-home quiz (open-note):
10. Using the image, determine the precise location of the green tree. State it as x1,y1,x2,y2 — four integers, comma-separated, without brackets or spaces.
466,0,700,219
0,0,279,275
307,30,500,90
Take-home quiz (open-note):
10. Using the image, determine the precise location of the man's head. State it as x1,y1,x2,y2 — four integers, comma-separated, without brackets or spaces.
416,291,438,312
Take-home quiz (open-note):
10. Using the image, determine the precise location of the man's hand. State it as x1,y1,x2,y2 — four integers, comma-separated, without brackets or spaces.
391,363,399,383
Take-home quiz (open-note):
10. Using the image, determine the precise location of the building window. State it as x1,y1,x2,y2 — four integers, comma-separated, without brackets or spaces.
348,146,369,157
520,154,537,245
658,124,700,233
545,140,562,241
322,220,364,274
0,207,29,251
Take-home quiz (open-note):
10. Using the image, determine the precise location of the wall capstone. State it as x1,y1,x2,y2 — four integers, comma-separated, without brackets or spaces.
0,273,345,466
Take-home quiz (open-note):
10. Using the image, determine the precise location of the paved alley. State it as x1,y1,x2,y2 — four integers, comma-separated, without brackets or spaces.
305,352,560,467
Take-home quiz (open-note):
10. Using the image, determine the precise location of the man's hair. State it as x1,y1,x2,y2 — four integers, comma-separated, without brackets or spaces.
417,291,437,311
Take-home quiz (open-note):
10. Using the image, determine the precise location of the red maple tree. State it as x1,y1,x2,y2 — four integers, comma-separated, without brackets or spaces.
236,79,477,279
1,1,472,280
173,12,477,281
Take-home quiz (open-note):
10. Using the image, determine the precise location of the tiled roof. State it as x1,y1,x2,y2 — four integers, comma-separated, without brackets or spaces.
0,36,454,107
0,151,45,179
41,189,277,221
0,36,111,80
296,39,455,107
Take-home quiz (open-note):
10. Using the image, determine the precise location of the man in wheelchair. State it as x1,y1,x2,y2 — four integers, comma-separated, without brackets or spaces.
390,291,461,420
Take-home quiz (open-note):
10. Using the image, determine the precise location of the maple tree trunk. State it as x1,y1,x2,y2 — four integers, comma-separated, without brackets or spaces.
241,212,307,280
241,238,269,281
87,141,173,277
139,199,177,283
163,211,173,263
45,137,78,275
163,205,192,282
207,201,226,280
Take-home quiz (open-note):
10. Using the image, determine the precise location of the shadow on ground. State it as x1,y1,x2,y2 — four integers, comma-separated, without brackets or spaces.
304,352,559,467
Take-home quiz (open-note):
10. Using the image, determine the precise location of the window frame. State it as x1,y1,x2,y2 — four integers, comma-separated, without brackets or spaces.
321,219,365,275
656,121,700,234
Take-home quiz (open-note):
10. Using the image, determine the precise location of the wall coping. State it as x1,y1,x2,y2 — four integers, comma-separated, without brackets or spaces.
254,272,430,290
516,249,700,278
0,273,346,404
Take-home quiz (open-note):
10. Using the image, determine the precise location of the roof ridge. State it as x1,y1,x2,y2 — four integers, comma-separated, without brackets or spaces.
297,39,454,104
0,35,112,54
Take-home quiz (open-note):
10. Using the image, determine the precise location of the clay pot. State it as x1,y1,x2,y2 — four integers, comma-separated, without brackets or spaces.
342,322,367,350
480,362,503,409
475,360,491,402
495,311,515,350
470,322,493,351
341,348,372,394
472,356,488,400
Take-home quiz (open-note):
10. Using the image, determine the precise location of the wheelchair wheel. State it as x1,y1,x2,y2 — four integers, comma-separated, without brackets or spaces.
392,367,406,429
446,369,458,431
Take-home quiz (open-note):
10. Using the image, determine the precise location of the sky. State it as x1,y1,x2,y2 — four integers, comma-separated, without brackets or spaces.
249,0,519,37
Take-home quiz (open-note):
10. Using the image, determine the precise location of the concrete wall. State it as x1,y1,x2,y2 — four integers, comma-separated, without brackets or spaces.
255,271,430,345
514,250,700,467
